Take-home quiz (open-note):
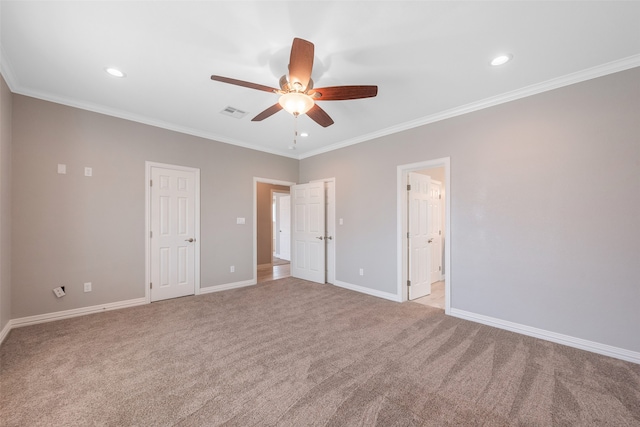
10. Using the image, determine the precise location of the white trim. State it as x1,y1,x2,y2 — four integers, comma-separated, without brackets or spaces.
3,82,299,161
145,162,201,304
450,308,640,365
397,158,451,312
333,280,402,303
298,55,640,160
9,298,147,330
253,177,297,283
3,45,637,163
0,321,11,345
199,279,256,294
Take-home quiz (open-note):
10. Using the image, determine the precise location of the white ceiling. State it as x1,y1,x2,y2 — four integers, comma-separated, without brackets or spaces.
2,1,639,159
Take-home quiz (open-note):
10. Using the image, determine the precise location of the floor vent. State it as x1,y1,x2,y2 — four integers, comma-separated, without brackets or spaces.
220,106,248,119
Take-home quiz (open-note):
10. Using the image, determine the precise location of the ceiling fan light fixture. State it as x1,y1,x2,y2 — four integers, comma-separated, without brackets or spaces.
278,92,314,116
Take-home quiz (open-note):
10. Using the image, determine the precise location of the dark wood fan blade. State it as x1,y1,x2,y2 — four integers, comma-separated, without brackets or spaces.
288,38,314,90
211,75,278,93
306,104,334,127
311,85,378,100
251,103,283,121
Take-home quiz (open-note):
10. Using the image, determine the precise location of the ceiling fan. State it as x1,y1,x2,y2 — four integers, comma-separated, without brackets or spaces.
211,38,378,127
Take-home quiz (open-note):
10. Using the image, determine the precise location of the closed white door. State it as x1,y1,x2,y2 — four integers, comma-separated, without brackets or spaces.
408,172,431,300
279,195,291,261
150,166,197,302
291,182,325,283
429,180,443,284
324,181,335,284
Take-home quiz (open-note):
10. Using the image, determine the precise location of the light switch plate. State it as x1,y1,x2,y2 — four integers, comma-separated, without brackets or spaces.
84,167,92,177
57,164,66,174
236,217,245,225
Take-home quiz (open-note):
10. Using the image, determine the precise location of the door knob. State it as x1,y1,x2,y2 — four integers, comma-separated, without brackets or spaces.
316,236,324,240
428,238,433,243
185,238,196,243
326,236,333,240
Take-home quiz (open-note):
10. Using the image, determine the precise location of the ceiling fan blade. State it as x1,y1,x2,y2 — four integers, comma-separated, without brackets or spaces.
306,104,334,127
211,75,278,93
288,38,314,90
251,103,283,121
311,85,378,101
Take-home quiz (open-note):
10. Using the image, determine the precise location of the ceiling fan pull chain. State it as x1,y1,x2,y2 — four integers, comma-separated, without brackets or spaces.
293,115,298,145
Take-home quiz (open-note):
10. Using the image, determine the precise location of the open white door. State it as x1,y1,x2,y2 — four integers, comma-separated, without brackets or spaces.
150,165,198,302
278,195,291,261
428,180,443,284
408,172,431,300
291,182,325,283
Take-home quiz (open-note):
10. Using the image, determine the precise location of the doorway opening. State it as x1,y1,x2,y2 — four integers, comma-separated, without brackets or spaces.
254,178,295,284
397,158,451,313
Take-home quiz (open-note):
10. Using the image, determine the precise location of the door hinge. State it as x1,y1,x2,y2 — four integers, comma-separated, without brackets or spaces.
439,266,442,271
150,282,153,289
439,194,442,199
150,231,153,238
407,280,411,287
439,230,442,235
407,184,411,191
407,232,410,239
150,179,153,187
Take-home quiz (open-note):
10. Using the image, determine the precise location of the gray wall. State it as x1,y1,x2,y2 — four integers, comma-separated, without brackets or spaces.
299,68,640,353
0,75,12,331
11,95,298,318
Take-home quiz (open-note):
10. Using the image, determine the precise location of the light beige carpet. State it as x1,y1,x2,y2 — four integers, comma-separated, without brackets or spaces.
1,277,639,426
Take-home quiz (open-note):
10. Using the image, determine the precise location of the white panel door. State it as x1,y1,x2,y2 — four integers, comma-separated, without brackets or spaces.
324,181,335,285
408,172,431,300
291,182,325,283
429,180,443,284
279,195,291,261
150,166,196,302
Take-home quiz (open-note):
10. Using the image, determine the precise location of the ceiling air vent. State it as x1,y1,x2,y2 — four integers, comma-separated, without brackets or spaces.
220,106,248,119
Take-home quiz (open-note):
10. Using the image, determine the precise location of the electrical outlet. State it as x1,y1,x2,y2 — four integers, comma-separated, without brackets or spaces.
84,282,92,292
230,266,235,273
359,268,364,276
53,286,66,298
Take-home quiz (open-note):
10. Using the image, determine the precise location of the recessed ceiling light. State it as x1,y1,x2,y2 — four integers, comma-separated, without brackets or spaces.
300,132,309,137
105,67,126,78
490,54,513,66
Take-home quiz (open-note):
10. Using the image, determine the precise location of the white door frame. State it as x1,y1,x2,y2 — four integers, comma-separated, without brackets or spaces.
145,161,201,304
397,158,451,312
253,177,296,283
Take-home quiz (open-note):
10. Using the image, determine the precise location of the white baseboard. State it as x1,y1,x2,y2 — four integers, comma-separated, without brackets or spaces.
9,297,148,330
333,280,402,302
450,308,640,365
0,321,11,345
199,279,256,295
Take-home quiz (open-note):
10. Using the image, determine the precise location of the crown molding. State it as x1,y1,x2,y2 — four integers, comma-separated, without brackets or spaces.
3,48,638,161
298,54,640,159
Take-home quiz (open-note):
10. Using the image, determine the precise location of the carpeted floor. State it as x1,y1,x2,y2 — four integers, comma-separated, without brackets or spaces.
1,277,639,426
